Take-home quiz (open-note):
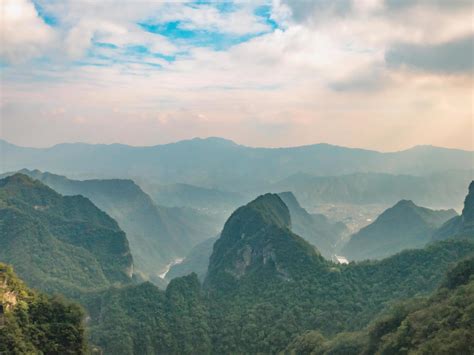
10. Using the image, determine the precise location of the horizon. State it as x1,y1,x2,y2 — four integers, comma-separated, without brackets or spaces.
2,135,474,153
1,0,473,151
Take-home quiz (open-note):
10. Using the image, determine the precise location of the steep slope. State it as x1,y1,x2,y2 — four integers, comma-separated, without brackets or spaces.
0,263,87,354
0,174,133,295
278,191,348,257
342,200,457,261
5,169,221,278
434,181,474,240
1,138,472,190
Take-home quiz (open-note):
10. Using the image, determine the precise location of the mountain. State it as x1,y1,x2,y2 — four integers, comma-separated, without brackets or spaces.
434,181,474,240
87,192,474,354
0,263,87,354
166,236,218,281
273,170,473,209
2,169,221,278
278,191,348,257
285,256,474,354
1,138,472,191
166,193,347,281
0,174,133,295
205,193,326,290
342,200,457,261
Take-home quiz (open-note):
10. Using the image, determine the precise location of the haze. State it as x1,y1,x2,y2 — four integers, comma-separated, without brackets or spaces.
1,0,473,151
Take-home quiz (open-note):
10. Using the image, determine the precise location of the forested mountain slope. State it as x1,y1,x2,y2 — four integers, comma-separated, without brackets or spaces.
87,193,474,354
0,263,87,354
285,256,474,354
2,169,221,277
0,174,133,296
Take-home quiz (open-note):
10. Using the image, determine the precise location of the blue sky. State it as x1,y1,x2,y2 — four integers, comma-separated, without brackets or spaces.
1,0,473,150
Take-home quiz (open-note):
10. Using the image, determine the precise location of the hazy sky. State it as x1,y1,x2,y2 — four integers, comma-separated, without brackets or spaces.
1,0,473,151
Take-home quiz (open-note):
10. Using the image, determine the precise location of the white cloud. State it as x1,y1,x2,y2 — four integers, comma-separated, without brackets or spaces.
0,0,56,63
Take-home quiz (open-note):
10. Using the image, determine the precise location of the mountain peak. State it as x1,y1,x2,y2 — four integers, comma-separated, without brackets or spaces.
205,194,324,289
343,199,457,261
394,199,416,207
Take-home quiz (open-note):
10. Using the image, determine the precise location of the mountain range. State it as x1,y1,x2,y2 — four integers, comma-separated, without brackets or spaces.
1,169,221,279
1,173,473,354
2,138,472,191
88,190,474,353
273,170,473,209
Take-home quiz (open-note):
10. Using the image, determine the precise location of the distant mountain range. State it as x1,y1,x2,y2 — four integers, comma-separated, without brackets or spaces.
1,169,221,279
342,200,457,261
0,174,133,295
272,170,473,209
1,138,472,191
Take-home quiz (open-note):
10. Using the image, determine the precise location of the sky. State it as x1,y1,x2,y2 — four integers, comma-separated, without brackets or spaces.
0,0,473,151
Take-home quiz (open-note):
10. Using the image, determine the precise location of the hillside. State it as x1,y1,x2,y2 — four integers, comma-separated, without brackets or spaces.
1,138,472,190
434,181,474,240
0,263,87,354
342,200,457,261
285,256,474,354
278,192,348,257
3,169,221,278
0,174,133,295
87,192,474,354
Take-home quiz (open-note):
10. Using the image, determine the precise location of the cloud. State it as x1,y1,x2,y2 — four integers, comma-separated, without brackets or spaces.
385,35,474,74
280,0,352,24
1,0,473,151
329,67,390,92
384,0,472,11
0,0,56,63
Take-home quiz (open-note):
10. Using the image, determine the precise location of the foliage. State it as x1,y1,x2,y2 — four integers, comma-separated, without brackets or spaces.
0,263,87,354
88,194,474,354
0,174,132,297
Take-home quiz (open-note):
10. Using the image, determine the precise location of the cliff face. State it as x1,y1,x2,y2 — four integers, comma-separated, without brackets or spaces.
434,181,474,240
